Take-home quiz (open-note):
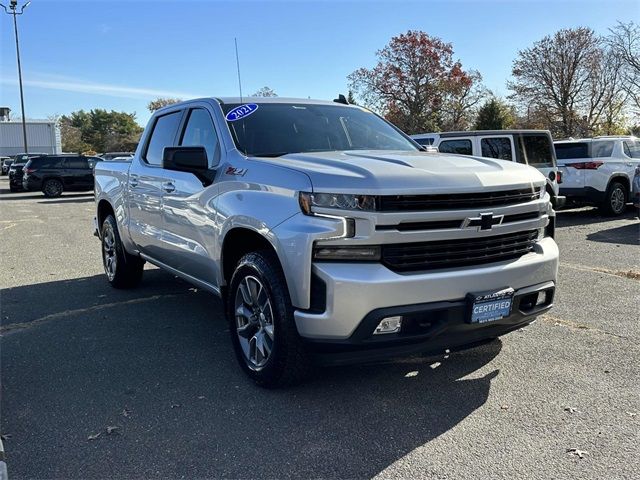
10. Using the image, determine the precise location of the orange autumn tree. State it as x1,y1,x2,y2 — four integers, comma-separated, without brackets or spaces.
348,30,485,134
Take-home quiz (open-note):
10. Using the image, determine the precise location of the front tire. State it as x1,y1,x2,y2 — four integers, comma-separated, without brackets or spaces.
600,181,627,216
227,250,311,388
101,215,144,289
42,178,64,198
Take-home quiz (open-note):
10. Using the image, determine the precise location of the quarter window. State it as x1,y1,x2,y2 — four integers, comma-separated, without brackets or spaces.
180,109,220,166
438,139,472,155
623,141,640,158
591,141,614,158
145,111,182,166
518,134,554,167
480,137,512,160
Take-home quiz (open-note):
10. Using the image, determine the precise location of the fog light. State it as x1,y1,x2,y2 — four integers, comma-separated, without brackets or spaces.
374,316,402,334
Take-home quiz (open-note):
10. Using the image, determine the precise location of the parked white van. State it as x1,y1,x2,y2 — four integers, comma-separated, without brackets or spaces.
412,130,565,209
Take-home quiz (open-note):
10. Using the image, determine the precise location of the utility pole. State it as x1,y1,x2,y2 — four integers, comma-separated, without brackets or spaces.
1,1,31,153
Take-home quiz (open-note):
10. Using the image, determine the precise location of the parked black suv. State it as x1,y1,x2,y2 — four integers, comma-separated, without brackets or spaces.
22,155,103,197
8,154,47,192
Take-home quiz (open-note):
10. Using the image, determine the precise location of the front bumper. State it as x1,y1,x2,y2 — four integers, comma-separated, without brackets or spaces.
8,175,24,190
295,237,558,353
306,281,554,365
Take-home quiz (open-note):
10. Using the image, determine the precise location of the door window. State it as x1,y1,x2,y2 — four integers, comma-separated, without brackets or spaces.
480,137,512,160
438,139,472,155
144,111,183,166
180,109,220,166
64,157,89,169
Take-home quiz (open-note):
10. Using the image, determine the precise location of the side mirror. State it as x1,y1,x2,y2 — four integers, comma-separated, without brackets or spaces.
162,146,214,186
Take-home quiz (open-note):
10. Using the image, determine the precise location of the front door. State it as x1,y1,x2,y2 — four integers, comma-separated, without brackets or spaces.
160,107,222,286
127,109,183,258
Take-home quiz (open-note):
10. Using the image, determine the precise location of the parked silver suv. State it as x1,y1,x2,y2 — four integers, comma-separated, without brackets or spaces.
94,97,559,387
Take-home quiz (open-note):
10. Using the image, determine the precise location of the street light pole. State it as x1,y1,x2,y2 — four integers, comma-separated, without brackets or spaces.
1,1,31,154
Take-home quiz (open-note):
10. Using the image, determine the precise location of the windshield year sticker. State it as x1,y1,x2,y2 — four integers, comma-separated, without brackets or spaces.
225,103,258,122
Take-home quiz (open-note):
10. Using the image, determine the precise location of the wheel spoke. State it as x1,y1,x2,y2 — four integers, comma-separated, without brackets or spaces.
235,303,252,320
247,278,260,306
239,280,252,306
237,320,256,339
264,323,274,340
249,335,258,364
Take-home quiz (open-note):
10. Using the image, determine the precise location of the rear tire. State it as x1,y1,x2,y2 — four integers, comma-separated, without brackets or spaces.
227,250,312,388
600,181,627,216
42,178,63,198
9,184,18,192
101,214,144,289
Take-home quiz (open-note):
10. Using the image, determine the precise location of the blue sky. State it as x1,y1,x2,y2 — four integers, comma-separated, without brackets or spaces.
0,0,637,125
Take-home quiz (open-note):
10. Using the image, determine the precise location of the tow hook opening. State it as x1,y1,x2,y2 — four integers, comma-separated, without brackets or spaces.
519,288,554,313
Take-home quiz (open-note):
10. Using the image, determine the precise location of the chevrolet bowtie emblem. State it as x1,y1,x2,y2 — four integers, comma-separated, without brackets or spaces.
462,213,504,231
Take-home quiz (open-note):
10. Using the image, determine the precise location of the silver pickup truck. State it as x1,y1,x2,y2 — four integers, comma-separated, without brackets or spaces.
94,97,559,387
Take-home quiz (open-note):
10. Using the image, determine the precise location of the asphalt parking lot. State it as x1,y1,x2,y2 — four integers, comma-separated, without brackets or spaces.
1,176,638,480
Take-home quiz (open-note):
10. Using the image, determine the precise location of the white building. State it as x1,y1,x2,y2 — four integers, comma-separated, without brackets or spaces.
0,107,62,156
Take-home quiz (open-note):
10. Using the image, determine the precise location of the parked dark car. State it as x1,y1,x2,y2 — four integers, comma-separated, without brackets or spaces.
1,157,13,175
22,155,103,197
100,151,134,161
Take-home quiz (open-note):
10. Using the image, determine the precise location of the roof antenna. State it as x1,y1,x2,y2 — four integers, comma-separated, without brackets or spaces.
234,38,243,103
333,94,349,105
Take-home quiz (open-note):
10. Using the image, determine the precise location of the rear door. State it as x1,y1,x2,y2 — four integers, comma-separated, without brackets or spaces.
128,109,184,258
64,156,93,189
160,105,222,284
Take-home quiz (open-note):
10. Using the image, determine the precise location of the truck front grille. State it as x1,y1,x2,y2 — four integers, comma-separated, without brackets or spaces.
378,188,541,211
382,230,538,272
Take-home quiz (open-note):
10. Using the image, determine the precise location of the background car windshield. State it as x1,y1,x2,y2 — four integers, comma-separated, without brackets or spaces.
222,103,418,156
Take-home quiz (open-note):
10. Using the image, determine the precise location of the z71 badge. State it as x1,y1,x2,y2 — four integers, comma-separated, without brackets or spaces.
225,166,248,176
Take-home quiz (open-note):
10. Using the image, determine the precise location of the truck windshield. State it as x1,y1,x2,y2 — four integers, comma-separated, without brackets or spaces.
221,102,419,157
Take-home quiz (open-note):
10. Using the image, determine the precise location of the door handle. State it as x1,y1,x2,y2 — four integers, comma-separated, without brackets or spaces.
162,181,176,193
129,175,139,188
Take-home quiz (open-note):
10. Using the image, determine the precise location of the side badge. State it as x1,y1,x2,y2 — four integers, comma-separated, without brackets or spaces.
225,166,248,176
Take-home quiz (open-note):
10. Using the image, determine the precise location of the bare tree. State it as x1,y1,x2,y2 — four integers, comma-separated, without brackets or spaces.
608,21,640,112
147,98,182,112
252,87,277,97
508,27,603,137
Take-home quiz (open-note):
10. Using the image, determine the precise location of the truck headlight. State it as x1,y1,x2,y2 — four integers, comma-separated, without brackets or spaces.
313,245,381,261
299,192,376,215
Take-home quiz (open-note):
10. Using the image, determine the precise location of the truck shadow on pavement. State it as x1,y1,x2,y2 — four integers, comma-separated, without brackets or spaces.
2,269,502,479
586,222,640,246
556,206,638,227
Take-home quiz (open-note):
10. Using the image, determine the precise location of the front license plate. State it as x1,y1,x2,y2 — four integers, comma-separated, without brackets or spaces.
468,288,514,324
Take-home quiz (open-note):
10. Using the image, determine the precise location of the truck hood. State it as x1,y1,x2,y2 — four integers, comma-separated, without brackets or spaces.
260,150,546,195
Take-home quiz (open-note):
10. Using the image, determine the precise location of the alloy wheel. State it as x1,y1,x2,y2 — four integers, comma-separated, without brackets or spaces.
234,275,275,369
610,187,625,214
102,225,117,281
